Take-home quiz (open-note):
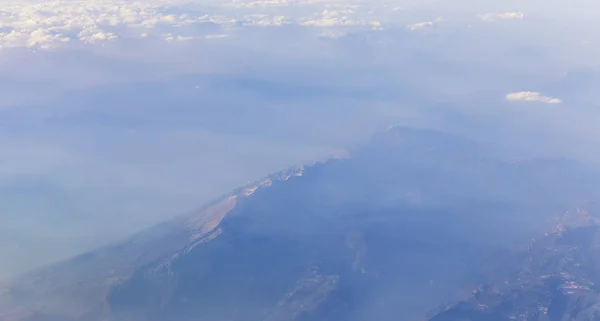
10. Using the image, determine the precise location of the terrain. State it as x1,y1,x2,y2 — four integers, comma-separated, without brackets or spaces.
431,211,600,321
2,127,600,321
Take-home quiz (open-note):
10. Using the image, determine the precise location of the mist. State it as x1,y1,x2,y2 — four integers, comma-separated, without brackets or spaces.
1,0,600,280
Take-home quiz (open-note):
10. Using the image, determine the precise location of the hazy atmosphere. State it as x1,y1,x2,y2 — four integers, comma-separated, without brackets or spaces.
1,0,600,281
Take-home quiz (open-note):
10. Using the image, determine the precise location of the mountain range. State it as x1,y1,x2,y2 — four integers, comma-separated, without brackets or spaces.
2,126,600,321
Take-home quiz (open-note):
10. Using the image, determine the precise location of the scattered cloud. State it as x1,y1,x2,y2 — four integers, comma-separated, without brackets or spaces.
506,91,562,104
0,0,185,49
406,21,434,31
318,30,348,39
300,9,379,28
164,33,195,42
79,29,119,43
229,0,313,9
243,14,290,27
478,12,524,22
0,0,388,51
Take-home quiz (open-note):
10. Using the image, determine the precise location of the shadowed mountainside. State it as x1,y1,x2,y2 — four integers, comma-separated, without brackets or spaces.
429,210,600,321
2,127,600,321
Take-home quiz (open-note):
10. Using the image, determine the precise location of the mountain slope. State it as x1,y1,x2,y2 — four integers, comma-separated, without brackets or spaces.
429,211,600,321
0,168,304,321
2,127,600,321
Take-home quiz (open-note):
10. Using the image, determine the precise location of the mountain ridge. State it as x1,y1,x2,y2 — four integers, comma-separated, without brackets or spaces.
3,126,600,321
0,160,313,321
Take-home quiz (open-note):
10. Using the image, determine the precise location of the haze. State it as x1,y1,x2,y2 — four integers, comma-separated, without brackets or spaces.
0,0,599,279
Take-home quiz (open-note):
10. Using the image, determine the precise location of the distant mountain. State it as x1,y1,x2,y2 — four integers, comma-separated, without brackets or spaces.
429,210,600,321
2,127,600,321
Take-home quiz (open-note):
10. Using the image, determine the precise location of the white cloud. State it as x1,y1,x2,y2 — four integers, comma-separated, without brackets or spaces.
0,0,238,49
301,10,360,27
229,0,301,9
27,28,71,48
243,14,289,26
406,21,433,31
164,33,195,42
300,8,380,29
506,91,562,104
0,1,150,48
0,0,388,50
79,28,118,43
478,12,524,21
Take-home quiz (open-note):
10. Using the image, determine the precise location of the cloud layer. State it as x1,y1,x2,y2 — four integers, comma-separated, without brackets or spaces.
0,0,537,51
0,0,387,49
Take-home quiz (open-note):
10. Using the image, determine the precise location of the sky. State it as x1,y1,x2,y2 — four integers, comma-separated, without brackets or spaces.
0,0,599,279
